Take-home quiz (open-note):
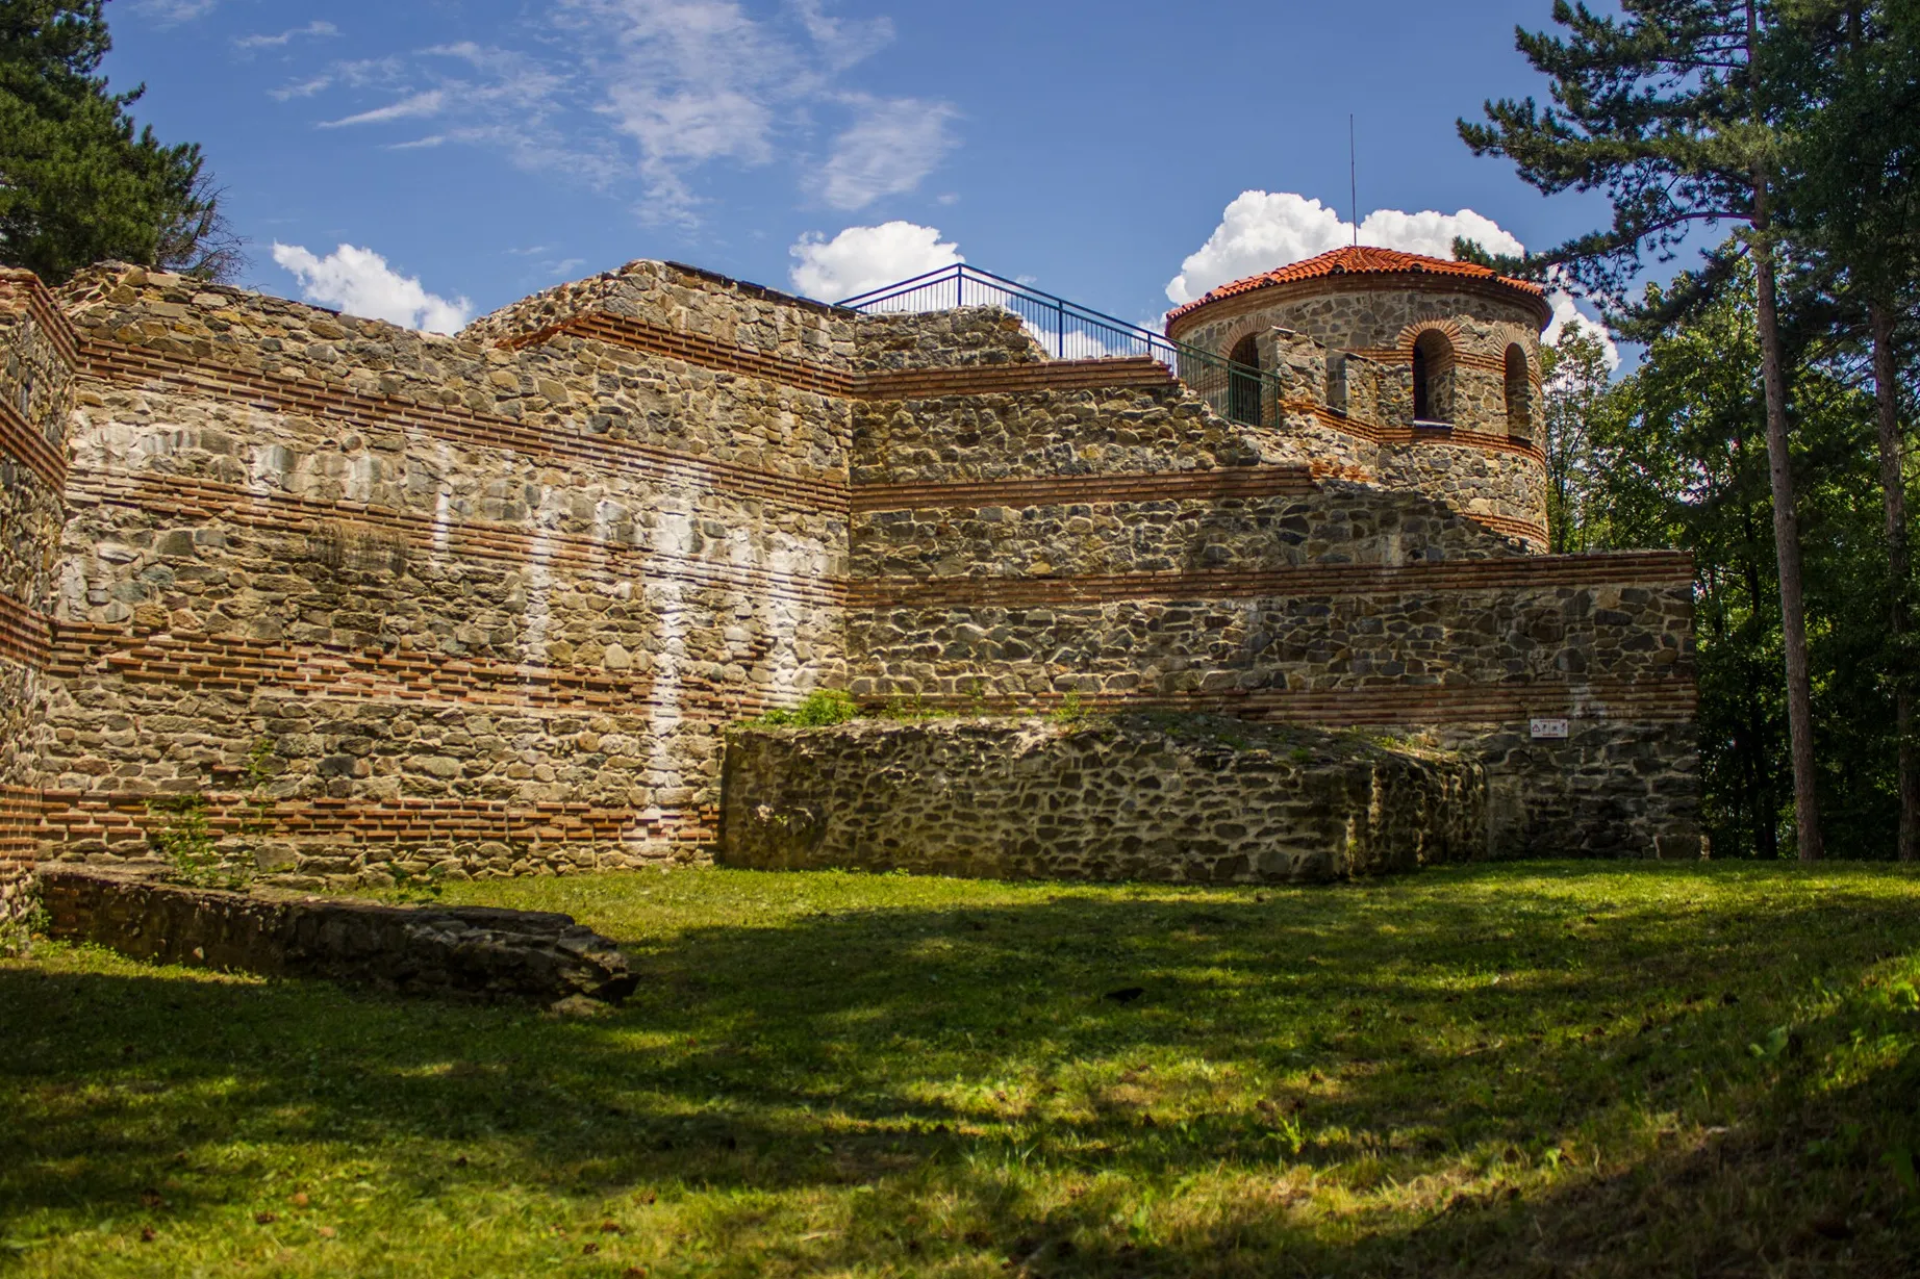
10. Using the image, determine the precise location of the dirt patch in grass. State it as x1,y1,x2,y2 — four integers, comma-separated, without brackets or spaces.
3,862,1918,1276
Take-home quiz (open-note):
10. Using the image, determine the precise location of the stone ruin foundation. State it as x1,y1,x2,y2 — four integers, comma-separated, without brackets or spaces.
720,716,1488,884
37,864,635,1008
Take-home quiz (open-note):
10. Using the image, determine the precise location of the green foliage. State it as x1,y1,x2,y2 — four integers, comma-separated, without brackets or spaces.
146,793,252,892
746,688,861,728
3,863,1920,1275
385,863,446,905
1575,261,1915,857
1046,690,1087,723
0,900,47,957
1539,320,1614,554
1774,0,1920,298
0,0,241,282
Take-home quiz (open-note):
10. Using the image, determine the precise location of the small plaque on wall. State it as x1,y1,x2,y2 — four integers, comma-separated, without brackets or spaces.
1530,718,1571,740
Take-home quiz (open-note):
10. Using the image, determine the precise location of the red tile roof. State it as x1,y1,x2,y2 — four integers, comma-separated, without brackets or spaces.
1164,246,1547,328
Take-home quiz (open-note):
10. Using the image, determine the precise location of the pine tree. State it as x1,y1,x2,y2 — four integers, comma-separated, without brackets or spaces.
0,0,240,283
1458,0,1827,860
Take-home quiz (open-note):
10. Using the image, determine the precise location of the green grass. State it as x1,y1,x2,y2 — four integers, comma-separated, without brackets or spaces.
4,862,1920,1277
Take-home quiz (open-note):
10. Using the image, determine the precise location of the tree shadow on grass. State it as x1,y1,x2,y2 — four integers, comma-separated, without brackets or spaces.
2,863,1918,1275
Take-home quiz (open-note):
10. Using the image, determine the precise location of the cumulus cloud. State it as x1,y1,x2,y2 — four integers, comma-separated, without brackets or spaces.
817,97,959,211
1164,193,1525,305
1167,190,1618,370
270,243,472,334
1545,291,1623,372
789,222,963,302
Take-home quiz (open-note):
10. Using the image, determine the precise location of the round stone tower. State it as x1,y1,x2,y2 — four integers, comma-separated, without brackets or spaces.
1165,246,1553,550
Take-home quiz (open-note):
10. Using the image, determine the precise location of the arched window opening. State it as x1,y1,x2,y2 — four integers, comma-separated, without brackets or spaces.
1227,334,1263,426
1411,330,1454,424
1504,344,1532,437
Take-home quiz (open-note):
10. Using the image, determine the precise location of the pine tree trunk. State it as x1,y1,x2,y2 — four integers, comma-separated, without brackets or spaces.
1870,301,1917,861
1750,184,1825,861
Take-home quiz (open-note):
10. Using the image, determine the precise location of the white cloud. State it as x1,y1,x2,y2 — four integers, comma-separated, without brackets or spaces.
270,243,473,334
817,97,959,211
132,0,220,22
319,90,447,129
1165,192,1526,305
271,75,334,101
282,1,954,225
789,222,962,302
1167,189,1618,371
1545,291,1623,372
236,21,339,50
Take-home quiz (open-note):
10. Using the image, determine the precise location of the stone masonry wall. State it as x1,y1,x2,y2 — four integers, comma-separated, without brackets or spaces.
0,256,1701,879
720,716,1488,884
845,355,1697,857
1251,412,1549,550
32,261,854,885
0,269,76,923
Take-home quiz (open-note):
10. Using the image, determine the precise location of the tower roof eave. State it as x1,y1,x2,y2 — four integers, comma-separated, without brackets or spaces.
1165,246,1551,333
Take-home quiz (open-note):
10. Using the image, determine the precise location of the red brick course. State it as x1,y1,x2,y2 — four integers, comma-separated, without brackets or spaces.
850,465,1318,513
0,784,42,868
47,621,809,719
856,680,1696,726
0,591,53,670
30,789,715,859
0,396,65,491
849,549,1692,608
857,358,1173,399
0,269,81,367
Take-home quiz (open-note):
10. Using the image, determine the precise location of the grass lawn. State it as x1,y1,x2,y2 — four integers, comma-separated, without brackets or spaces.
3,861,1920,1277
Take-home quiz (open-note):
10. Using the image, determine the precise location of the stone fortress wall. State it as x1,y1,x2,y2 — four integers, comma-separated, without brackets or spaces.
0,269,76,922
0,250,1701,899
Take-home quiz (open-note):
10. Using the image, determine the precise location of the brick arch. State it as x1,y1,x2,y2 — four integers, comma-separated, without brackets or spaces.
1394,317,1465,355
1487,319,1544,370
1212,315,1276,362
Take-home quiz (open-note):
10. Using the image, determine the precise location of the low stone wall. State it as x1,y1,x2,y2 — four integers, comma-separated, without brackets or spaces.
36,865,636,1007
719,715,1487,884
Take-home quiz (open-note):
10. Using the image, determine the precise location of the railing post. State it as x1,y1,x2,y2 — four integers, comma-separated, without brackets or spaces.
1056,300,1066,359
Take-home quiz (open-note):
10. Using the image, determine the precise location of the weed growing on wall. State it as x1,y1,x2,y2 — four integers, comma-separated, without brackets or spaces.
1047,691,1087,724
746,689,861,728
387,863,447,904
147,794,254,892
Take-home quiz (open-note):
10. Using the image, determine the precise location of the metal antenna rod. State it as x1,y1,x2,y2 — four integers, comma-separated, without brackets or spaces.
1350,114,1359,246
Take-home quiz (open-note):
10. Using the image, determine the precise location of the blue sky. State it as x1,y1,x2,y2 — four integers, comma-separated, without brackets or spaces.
106,0,1625,353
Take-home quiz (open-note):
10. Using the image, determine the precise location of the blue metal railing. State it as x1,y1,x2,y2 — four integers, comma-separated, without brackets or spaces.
836,264,1280,426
